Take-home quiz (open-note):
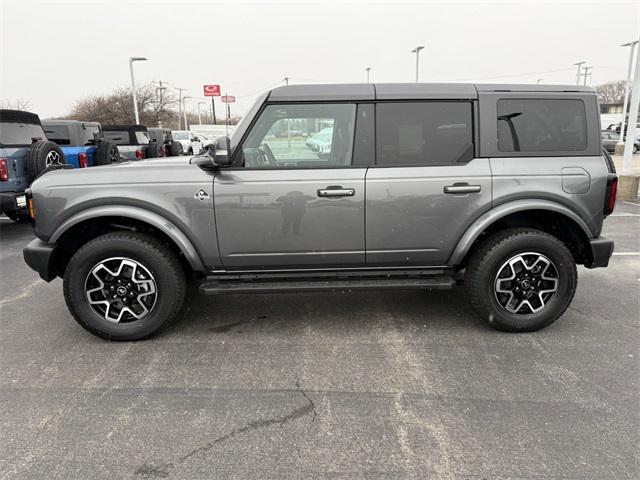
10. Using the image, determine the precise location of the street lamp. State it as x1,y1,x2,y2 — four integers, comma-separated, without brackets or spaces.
174,87,186,130
197,102,207,125
183,96,192,130
618,40,639,151
365,67,372,83
411,46,424,82
129,57,147,124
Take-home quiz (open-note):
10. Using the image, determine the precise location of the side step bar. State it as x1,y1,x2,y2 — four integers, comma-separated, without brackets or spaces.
199,276,455,295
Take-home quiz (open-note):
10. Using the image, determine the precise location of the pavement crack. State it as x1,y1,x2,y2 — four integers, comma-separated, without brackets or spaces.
296,379,317,425
135,383,314,476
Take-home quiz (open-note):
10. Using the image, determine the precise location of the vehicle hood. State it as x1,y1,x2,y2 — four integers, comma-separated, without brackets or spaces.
30,156,198,190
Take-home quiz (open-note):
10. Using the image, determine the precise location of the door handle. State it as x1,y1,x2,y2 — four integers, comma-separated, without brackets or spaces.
443,183,481,194
317,186,355,197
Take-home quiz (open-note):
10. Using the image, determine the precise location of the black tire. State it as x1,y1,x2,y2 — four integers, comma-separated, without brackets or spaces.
633,144,639,154
464,228,577,332
187,147,193,155
169,141,183,156
146,141,163,159
95,140,120,165
27,140,65,177
63,232,186,341
5,210,30,223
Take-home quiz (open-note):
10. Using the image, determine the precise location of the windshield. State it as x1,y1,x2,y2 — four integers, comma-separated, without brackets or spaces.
0,122,46,147
173,132,189,140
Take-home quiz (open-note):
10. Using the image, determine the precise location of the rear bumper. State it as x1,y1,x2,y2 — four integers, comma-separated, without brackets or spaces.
23,239,58,282
0,191,27,214
585,237,614,269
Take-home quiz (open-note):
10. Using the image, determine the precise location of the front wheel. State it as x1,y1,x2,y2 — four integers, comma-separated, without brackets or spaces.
465,228,577,332
63,232,186,340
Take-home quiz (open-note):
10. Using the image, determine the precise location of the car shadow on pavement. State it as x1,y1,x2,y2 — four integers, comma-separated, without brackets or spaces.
169,285,488,338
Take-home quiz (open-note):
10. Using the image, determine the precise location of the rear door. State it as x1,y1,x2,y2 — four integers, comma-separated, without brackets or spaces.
213,102,370,269
365,100,492,266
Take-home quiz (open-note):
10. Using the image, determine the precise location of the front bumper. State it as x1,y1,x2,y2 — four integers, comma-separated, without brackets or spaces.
585,237,614,269
0,191,27,214
23,239,58,282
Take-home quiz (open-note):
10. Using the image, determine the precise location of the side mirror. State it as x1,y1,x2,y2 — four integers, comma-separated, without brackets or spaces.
212,136,232,166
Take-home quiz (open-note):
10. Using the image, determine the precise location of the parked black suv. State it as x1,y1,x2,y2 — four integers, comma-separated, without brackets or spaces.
147,127,183,156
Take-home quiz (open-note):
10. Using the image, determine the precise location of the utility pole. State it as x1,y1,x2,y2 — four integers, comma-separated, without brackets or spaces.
283,77,289,86
183,96,192,130
366,67,372,83
536,78,543,84
574,61,586,85
618,40,639,150
174,87,186,130
411,46,424,82
198,102,206,125
622,38,640,174
152,80,167,127
581,66,593,86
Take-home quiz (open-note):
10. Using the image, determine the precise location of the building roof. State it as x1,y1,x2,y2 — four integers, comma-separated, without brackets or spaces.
267,83,595,102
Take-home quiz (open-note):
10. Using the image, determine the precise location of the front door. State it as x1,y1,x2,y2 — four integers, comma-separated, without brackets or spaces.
365,101,492,266
214,102,369,269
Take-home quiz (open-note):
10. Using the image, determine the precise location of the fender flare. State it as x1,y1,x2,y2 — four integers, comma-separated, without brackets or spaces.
49,205,205,271
448,199,593,266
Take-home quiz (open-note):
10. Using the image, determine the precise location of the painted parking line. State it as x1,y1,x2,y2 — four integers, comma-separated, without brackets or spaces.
612,252,640,256
610,213,640,217
622,201,640,207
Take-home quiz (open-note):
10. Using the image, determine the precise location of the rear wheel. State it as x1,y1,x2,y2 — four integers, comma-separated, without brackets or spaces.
146,142,162,158
95,140,120,165
63,232,186,341
169,141,183,156
465,228,577,332
27,140,65,176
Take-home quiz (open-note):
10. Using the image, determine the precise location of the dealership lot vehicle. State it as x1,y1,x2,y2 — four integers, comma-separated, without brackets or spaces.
23,83,617,341
172,130,203,155
102,124,155,161
0,109,67,223
147,127,183,156
42,119,120,168
601,129,640,153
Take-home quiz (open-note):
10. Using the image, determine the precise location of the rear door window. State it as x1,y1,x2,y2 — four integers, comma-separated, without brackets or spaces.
376,102,474,166
103,131,129,145
497,99,587,152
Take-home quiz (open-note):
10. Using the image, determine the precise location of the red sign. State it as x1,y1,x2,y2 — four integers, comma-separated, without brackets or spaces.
220,95,236,103
203,84,221,97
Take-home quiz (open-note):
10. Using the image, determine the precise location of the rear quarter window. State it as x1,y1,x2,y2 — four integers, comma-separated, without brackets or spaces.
497,98,587,152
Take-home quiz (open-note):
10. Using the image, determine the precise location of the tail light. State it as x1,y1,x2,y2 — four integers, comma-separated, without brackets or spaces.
604,174,618,216
27,191,36,221
78,152,88,168
0,158,8,181
135,149,143,160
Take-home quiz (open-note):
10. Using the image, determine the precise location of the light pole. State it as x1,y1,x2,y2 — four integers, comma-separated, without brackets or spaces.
618,40,639,150
197,102,207,125
573,61,586,86
411,46,424,82
183,96,192,130
366,67,372,83
174,87,186,129
283,77,289,86
537,78,543,84
622,39,640,174
129,57,147,124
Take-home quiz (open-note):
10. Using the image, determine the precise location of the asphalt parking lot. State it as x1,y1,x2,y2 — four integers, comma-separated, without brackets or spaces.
0,202,638,480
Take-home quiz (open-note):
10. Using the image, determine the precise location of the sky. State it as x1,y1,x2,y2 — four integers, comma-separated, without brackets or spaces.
1,0,639,119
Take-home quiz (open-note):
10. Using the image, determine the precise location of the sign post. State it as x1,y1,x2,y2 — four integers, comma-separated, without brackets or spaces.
203,84,221,124
220,94,236,134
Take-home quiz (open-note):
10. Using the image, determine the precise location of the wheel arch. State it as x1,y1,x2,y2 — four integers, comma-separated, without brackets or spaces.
449,200,593,267
50,206,205,274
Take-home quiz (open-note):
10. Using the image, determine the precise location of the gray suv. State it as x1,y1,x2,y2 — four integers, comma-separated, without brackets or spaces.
23,83,617,340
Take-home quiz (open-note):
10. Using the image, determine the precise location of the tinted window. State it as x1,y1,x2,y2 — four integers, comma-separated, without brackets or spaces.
103,131,129,145
497,99,587,152
376,102,474,166
0,122,46,147
241,103,356,168
43,125,71,145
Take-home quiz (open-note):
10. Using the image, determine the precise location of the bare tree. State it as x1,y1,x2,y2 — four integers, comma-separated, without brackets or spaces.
596,80,630,105
0,98,33,110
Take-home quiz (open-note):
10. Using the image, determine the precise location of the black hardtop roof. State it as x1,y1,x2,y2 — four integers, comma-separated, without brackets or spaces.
267,83,595,102
42,119,101,128
0,109,41,125
102,124,148,131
